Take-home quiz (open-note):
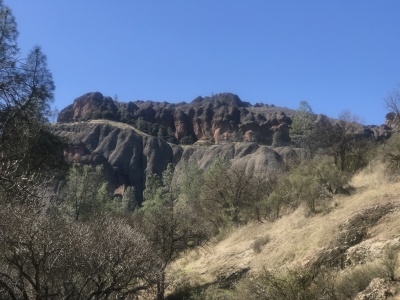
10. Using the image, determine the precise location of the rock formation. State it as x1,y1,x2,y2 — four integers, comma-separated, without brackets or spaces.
57,92,293,146
55,91,393,202
52,120,290,203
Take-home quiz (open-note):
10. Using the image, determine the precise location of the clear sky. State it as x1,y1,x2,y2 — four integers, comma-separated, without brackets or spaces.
9,0,400,125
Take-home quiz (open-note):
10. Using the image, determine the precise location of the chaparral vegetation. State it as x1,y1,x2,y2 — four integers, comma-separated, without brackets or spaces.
2,2,400,300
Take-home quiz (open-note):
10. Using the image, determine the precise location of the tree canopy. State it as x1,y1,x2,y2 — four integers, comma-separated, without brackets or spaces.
0,1,64,203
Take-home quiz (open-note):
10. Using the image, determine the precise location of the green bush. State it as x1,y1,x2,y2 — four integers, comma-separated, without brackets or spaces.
267,155,350,216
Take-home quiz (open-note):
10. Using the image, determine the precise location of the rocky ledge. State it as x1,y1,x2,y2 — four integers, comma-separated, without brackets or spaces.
57,92,293,146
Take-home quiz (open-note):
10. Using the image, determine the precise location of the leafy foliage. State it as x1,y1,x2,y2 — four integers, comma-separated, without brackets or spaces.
268,155,349,216
59,164,111,221
200,159,273,229
0,2,395,299
137,164,209,300
0,1,65,203
290,100,316,147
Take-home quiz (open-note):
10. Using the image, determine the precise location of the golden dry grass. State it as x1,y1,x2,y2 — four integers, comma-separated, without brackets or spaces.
172,163,400,286
88,119,150,136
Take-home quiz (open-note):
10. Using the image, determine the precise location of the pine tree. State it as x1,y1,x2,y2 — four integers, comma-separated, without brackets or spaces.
0,1,64,202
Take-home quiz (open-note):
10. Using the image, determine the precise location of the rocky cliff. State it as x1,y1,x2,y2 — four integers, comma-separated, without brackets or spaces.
52,120,290,202
55,92,394,202
57,92,293,146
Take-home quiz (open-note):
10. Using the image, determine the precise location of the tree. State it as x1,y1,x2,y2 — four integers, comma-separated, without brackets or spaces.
67,217,159,299
269,155,349,215
0,1,64,203
0,3,160,299
122,185,138,211
0,1,18,72
0,205,158,299
290,100,316,147
385,85,400,130
200,160,271,228
178,160,204,205
138,164,209,300
385,85,400,116
0,205,69,300
59,164,111,221
305,111,369,172
382,133,400,179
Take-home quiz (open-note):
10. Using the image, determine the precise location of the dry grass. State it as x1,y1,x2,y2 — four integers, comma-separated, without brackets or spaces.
172,163,400,286
88,119,150,136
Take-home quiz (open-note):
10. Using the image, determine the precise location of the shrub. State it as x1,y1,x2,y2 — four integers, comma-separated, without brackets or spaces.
267,155,350,216
252,234,271,253
185,285,234,300
335,263,385,299
383,133,400,180
235,267,319,300
382,245,399,281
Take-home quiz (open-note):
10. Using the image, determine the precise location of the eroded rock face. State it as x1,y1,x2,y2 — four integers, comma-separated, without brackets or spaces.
58,92,118,122
57,92,293,146
178,142,285,174
385,112,398,130
307,203,398,271
53,121,297,201
345,238,400,267
52,121,289,202
52,122,182,203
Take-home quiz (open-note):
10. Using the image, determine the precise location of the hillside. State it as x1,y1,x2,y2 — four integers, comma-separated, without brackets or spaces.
51,92,400,299
170,164,400,299
53,92,392,202
4,1,400,298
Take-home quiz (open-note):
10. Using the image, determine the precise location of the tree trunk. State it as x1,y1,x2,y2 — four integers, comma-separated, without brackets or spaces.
156,272,165,300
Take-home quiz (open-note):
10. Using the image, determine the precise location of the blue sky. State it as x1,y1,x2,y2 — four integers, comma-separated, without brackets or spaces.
10,1,400,125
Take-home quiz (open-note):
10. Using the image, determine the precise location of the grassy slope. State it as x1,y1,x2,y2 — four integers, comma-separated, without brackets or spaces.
171,163,400,290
